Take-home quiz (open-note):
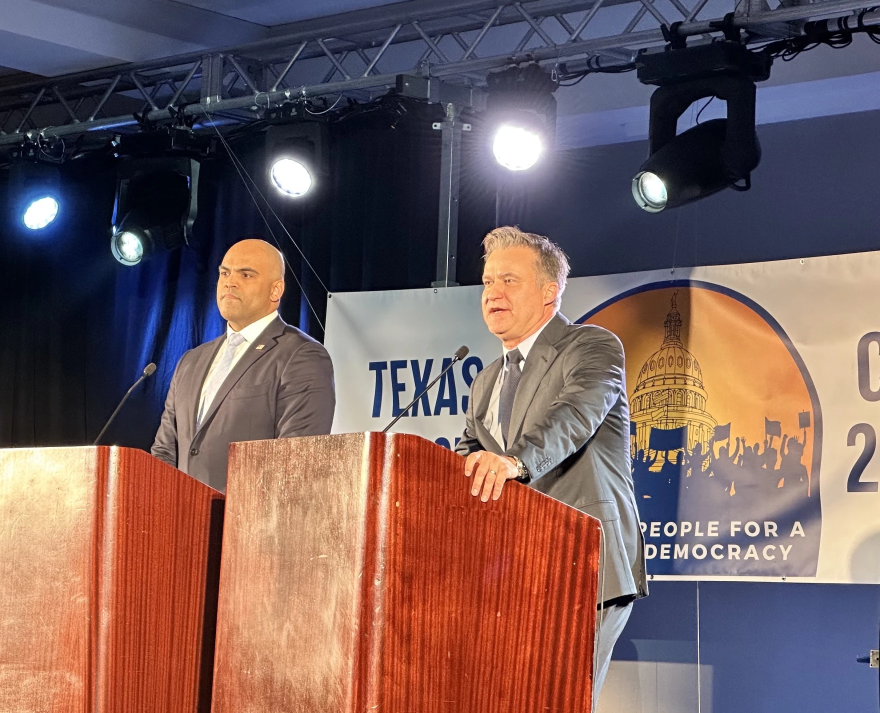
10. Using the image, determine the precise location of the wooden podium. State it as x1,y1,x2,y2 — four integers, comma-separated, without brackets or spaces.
213,432,601,712
0,446,224,713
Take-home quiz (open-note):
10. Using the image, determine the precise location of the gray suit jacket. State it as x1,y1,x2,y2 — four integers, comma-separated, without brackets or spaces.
151,316,335,492
456,313,648,604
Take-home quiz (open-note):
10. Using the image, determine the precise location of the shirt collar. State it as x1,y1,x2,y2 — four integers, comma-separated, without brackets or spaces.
502,314,554,363
227,311,279,344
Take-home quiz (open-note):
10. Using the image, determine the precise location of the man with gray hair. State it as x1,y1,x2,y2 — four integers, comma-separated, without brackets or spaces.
455,226,647,709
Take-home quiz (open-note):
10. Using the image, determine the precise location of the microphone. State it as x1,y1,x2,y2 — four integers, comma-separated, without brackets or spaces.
382,346,469,434
93,363,157,446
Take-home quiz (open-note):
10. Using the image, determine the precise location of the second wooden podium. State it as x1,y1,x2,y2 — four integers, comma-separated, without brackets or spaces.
212,433,601,712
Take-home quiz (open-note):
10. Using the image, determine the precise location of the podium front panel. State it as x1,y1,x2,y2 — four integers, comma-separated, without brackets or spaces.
214,433,600,713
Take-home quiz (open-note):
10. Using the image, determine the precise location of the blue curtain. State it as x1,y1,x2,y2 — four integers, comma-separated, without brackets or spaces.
0,98,466,450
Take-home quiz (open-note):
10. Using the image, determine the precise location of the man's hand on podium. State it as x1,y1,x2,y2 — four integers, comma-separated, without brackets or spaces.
464,451,518,502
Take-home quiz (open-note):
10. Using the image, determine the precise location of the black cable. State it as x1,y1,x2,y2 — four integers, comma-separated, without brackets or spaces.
758,7,879,62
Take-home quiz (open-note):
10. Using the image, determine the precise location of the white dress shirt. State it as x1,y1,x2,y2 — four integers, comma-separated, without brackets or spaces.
197,311,279,420
483,316,554,450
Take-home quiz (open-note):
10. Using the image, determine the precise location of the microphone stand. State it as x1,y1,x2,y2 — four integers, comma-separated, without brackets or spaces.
383,347,468,434
93,364,157,446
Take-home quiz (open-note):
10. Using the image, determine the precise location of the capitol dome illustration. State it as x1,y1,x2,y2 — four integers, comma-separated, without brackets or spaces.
630,294,716,462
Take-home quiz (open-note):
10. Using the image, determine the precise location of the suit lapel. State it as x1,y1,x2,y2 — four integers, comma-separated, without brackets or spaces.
507,314,570,444
194,317,285,436
187,337,225,432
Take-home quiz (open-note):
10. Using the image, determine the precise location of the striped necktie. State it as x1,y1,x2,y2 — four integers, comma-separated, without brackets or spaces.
499,347,524,446
198,332,246,427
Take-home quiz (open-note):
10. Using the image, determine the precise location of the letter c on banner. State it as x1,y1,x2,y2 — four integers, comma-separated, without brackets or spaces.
857,332,880,402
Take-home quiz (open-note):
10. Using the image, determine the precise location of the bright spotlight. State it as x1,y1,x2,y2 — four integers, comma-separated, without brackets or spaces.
264,120,328,201
22,195,60,230
492,125,542,171
111,230,146,266
270,158,313,197
485,64,557,174
9,158,61,234
632,172,668,213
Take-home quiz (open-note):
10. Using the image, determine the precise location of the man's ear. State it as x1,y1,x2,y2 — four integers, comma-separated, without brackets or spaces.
271,279,285,303
543,282,559,307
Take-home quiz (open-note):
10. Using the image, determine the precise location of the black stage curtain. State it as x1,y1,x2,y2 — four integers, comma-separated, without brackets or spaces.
0,98,497,451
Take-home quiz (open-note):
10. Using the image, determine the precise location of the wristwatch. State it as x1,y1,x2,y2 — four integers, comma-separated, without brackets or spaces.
512,456,531,483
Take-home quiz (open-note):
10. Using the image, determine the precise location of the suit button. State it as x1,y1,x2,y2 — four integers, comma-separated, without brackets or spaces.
190,448,199,456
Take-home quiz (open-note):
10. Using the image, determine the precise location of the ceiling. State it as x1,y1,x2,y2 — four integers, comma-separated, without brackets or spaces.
0,0,409,78
2,0,880,147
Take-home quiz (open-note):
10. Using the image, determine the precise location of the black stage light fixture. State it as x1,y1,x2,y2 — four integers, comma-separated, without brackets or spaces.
7,150,62,232
633,42,772,212
111,155,200,266
485,64,557,172
264,109,330,199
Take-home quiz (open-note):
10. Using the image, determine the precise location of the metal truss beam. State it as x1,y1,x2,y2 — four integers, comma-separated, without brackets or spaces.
0,0,876,147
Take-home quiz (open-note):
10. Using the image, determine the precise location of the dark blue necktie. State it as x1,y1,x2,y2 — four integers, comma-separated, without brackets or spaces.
499,348,524,445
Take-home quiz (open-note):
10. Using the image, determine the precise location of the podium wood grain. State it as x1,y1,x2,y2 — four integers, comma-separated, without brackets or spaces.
0,446,223,713
213,432,600,713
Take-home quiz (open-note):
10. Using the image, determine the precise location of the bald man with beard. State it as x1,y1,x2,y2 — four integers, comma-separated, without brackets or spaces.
152,239,335,491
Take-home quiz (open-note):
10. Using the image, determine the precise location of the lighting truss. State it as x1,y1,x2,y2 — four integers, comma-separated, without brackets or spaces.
0,0,876,148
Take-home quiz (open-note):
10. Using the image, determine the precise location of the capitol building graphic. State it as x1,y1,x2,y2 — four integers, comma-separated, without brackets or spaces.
585,283,821,576
630,294,716,466
629,292,813,503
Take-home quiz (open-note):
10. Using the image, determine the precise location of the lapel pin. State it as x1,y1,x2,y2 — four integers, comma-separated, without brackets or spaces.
255,344,265,350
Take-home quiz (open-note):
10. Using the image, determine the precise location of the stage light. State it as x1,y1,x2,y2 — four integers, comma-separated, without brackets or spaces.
633,119,737,212
632,42,772,212
22,195,60,230
111,151,200,266
632,172,668,212
492,125,542,171
8,157,62,234
264,116,329,200
111,229,147,266
485,64,557,172
270,157,313,197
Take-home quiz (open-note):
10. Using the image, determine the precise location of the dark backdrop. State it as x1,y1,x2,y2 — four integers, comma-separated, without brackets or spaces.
0,97,458,449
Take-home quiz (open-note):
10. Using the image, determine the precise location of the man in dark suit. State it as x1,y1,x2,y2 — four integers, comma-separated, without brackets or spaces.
455,226,647,708
152,239,335,491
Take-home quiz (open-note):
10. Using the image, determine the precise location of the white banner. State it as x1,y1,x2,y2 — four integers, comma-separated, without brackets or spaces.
325,251,880,584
